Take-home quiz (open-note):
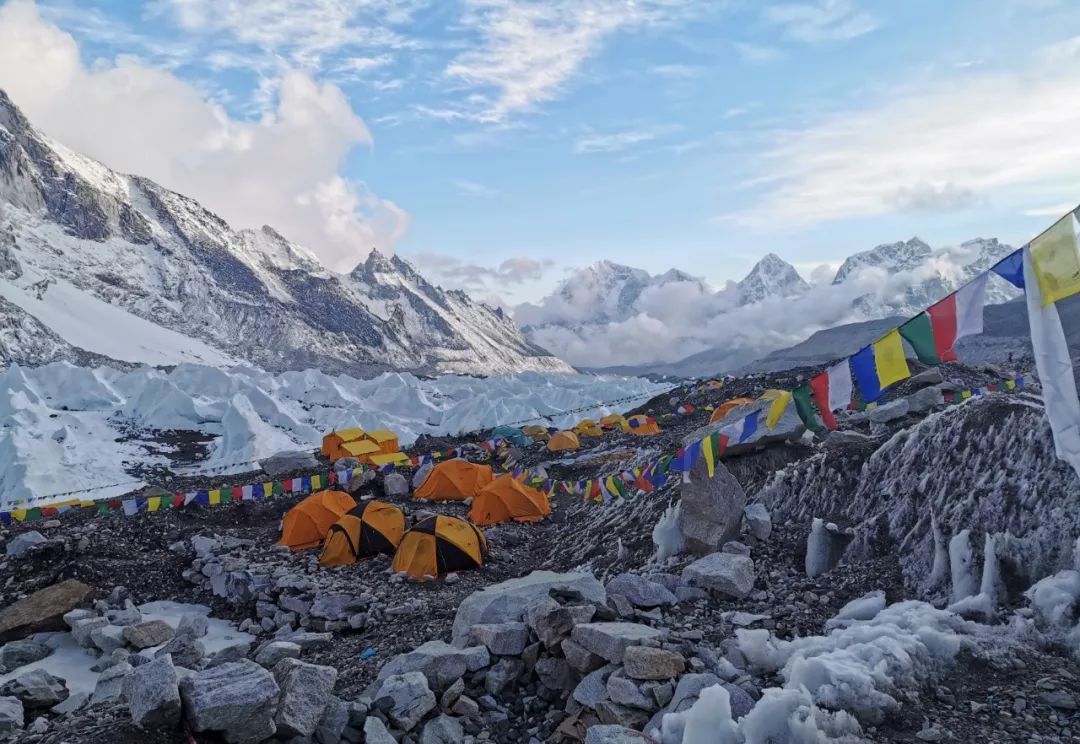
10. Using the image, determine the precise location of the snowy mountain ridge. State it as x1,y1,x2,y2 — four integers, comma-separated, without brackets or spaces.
0,89,571,376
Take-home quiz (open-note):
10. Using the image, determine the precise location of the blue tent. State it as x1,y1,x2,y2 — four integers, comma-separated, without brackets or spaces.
490,425,531,446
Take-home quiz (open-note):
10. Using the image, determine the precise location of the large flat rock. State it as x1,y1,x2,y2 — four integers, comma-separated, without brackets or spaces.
0,580,92,642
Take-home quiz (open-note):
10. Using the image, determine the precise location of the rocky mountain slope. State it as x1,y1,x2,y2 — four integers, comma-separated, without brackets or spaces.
0,90,570,377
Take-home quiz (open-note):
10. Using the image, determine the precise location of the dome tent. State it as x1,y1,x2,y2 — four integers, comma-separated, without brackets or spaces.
320,501,405,567
626,415,660,436
278,490,356,551
574,419,603,437
392,515,487,579
600,414,627,430
470,474,551,526
521,424,550,442
413,460,494,502
490,425,531,447
547,430,580,452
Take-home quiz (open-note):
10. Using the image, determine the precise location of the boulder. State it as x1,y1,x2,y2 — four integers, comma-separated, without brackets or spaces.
260,450,319,478
470,622,530,656
106,606,143,626
722,541,751,557
376,640,470,690
805,518,853,578
0,669,68,708
254,641,301,668
180,660,280,744
571,623,667,664
606,674,655,711
364,715,398,744
484,657,524,695
604,574,677,609
451,571,606,646
0,579,93,642
413,462,434,489
669,673,721,712
5,531,45,558
421,714,465,744
273,658,338,739
0,696,22,735
724,683,754,719
909,367,944,387
383,472,409,498
315,696,349,744
91,625,129,654
92,662,133,703
535,657,577,691
310,594,366,621
622,646,685,680
525,597,596,649
0,640,51,672
155,634,205,668
743,503,772,541
867,398,910,423
123,654,181,728
176,614,209,639
906,385,944,414
676,458,746,555
595,700,649,729
572,666,614,708
682,553,755,598
585,724,651,744
562,638,607,674
207,640,253,668
374,671,436,731
124,620,175,650
50,691,88,716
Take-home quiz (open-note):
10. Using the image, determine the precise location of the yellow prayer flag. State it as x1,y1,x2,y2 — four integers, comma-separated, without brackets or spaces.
873,329,911,390
1005,379,1017,390
1031,212,1080,306
147,496,161,512
700,435,716,478
961,390,972,399
262,482,273,498
209,489,221,505
765,391,792,430
11,509,27,522
310,474,322,490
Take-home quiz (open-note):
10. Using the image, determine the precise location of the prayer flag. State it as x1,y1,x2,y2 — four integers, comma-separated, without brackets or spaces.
850,329,910,402
809,361,853,430
1030,212,1080,306
765,391,791,430
792,385,825,433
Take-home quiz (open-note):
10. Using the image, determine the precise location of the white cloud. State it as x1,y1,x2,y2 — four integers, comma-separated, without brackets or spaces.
451,178,503,198
737,43,1080,228
574,125,681,154
764,0,879,43
0,0,407,271
412,252,553,292
445,0,702,122
735,42,784,63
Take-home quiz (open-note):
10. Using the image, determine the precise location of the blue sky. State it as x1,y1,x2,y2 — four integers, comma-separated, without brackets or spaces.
3,0,1080,304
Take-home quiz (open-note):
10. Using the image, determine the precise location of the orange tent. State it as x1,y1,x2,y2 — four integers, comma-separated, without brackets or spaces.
392,515,487,579
547,431,580,452
278,490,356,550
470,475,552,526
574,419,603,437
413,460,494,502
709,398,755,424
626,415,660,436
364,429,400,454
321,427,365,459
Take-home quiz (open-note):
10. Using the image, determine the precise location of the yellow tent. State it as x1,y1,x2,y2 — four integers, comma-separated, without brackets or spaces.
626,415,660,436
547,430,580,452
470,475,551,526
574,419,603,437
338,439,380,462
321,427,365,459
368,452,412,469
414,460,494,501
365,429,400,455
600,414,627,430
522,425,549,442
392,515,487,579
709,398,755,424
278,490,356,551
320,501,405,566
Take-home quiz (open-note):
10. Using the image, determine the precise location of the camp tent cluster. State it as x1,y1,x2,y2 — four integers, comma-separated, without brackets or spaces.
320,427,410,469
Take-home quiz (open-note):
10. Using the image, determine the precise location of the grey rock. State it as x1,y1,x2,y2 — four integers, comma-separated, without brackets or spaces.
462,645,491,672
0,640,51,671
440,677,464,709
176,613,209,639
909,367,944,387
470,622,530,656
413,462,434,489
255,641,301,668
364,715,398,744
721,541,751,556
50,691,88,715
1040,690,1079,709
180,660,280,744
585,724,650,744
62,609,95,629
572,666,614,708
571,623,667,664
260,450,319,479
724,683,754,719
451,571,606,646
0,696,23,734
868,398,910,423
421,714,465,744
190,535,221,558
526,597,596,649
0,668,69,708
92,661,133,703
452,694,479,717
71,616,109,648
604,574,677,609
743,503,772,540
681,553,755,598
5,531,46,558
374,671,436,731
535,657,577,691
384,472,409,498
273,658,339,738
207,640,253,668
123,620,175,649
377,640,470,690
310,594,366,621
105,606,143,626
91,624,129,654
155,634,205,668
677,458,746,555
607,674,655,711
562,638,607,674
670,673,721,712
595,700,649,729
315,696,349,744
123,654,181,728
622,646,685,680
484,657,524,695
906,385,943,413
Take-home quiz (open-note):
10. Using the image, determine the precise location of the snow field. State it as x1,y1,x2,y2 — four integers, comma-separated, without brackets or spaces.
0,361,669,507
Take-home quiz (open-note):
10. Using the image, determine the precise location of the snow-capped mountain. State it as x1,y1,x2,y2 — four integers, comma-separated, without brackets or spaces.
736,252,810,306
0,89,571,376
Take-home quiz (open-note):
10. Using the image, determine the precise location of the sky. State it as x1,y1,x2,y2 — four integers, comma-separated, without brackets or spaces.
1,0,1080,308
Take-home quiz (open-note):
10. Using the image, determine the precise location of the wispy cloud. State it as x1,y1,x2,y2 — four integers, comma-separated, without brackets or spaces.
735,41,1080,228
574,125,681,154
413,252,553,291
452,178,503,198
735,42,784,63
649,63,704,78
764,0,879,43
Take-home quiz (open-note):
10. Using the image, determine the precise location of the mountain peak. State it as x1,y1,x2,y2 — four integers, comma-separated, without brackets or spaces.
833,237,932,284
737,252,808,305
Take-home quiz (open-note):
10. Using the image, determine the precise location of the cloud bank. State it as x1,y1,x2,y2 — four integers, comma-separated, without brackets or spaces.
0,0,407,272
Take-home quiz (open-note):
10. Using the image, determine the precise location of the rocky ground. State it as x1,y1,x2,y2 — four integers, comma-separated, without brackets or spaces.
0,359,1078,743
